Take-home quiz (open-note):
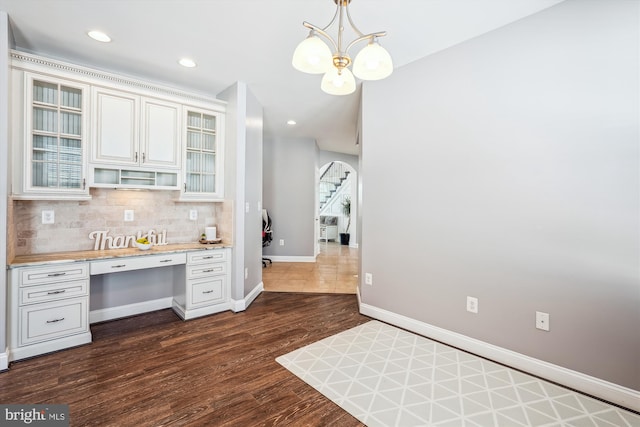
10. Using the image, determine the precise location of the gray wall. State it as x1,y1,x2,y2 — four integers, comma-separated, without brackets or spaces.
360,0,639,391
218,82,264,301
217,84,242,300
263,137,317,257
243,87,263,295
0,11,9,365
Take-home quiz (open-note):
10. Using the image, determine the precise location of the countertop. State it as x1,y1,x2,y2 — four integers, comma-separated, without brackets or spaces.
8,242,232,269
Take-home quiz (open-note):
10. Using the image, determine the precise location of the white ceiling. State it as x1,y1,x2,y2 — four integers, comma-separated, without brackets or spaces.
0,0,564,155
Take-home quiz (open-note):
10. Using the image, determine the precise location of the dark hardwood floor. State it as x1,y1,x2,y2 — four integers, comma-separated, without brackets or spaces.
0,292,370,426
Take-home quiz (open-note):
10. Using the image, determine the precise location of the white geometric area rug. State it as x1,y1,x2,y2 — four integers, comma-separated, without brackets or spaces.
276,321,640,427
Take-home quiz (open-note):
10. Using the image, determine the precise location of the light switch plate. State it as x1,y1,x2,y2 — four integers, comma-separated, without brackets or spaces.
124,210,134,222
189,209,198,220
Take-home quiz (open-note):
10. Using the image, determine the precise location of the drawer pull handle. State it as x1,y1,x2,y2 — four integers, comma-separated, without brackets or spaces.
46,318,65,324
202,269,214,273
47,290,66,295
203,256,214,260
47,272,67,277
159,259,173,263
202,290,214,294
111,264,127,269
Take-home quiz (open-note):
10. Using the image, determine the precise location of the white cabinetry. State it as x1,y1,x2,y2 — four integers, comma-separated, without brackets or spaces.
8,262,91,361
180,107,225,201
11,71,90,200
90,88,182,189
92,88,181,169
173,249,231,319
142,98,181,168
11,51,226,196
320,224,338,242
92,87,139,166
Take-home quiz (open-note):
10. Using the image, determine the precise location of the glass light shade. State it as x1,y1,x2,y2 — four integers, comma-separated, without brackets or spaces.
353,42,393,81
321,67,356,96
292,35,333,74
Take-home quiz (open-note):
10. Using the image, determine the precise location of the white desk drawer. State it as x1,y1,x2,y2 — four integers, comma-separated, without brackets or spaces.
90,253,187,275
188,250,227,265
20,280,89,305
190,277,225,306
20,297,89,346
21,263,89,287
187,262,227,279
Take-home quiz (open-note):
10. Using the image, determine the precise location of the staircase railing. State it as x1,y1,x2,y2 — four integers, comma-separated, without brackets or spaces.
319,162,350,211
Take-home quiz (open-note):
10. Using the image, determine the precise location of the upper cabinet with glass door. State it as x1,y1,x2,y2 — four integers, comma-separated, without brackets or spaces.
180,107,225,201
16,73,90,199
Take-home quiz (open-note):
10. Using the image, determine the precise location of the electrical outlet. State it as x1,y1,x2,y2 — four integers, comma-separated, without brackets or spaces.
279,239,285,246
42,210,55,224
365,273,373,286
466,296,478,314
189,209,198,220
245,202,250,213
245,268,248,279
536,311,550,331
124,210,134,222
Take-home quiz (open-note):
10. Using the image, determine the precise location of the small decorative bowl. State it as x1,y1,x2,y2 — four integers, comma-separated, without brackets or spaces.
135,242,152,251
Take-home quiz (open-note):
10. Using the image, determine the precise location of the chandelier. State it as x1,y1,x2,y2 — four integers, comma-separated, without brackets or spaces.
292,0,393,96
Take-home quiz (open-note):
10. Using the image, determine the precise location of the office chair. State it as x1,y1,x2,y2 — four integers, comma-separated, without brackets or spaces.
262,209,273,267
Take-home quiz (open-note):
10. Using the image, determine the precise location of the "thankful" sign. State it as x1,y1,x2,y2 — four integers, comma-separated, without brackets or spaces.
89,229,168,250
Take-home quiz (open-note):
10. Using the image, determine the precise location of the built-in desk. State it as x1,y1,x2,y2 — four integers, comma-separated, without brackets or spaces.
7,243,232,362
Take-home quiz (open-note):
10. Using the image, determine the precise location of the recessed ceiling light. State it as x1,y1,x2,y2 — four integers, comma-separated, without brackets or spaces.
287,120,297,125
179,58,197,68
87,30,111,43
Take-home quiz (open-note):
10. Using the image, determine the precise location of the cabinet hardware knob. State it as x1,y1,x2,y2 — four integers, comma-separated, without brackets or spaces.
83,178,86,190
135,152,138,162
142,152,146,162
46,318,65,323
47,290,66,295
47,272,67,277
111,264,126,268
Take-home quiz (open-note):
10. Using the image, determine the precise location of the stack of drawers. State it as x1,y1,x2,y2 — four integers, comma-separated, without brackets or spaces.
9,262,92,361
173,248,230,320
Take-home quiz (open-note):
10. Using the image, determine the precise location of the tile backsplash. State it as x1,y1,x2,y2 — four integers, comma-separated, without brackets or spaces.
11,188,233,256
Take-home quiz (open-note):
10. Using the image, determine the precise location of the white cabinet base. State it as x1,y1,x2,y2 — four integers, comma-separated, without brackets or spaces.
8,332,92,362
172,300,232,321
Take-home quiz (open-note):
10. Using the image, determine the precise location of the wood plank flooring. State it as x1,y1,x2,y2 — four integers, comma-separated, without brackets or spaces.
0,292,370,426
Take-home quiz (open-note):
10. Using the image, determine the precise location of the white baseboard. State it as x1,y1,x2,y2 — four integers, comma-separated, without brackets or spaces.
0,348,8,371
231,282,263,312
172,300,231,320
359,301,640,412
266,256,316,263
9,333,92,362
90,297,173,323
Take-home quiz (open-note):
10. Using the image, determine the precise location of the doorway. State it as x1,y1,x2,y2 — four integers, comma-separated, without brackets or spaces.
317,161,357,255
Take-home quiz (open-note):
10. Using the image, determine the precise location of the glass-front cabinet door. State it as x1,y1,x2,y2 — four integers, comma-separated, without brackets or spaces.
181,106,224,201
23,73,89,199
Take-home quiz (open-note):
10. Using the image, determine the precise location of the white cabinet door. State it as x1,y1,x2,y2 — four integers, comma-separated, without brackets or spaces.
180,106,225,201
16,72,90,200
92,87,139,166
141,98,180,169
